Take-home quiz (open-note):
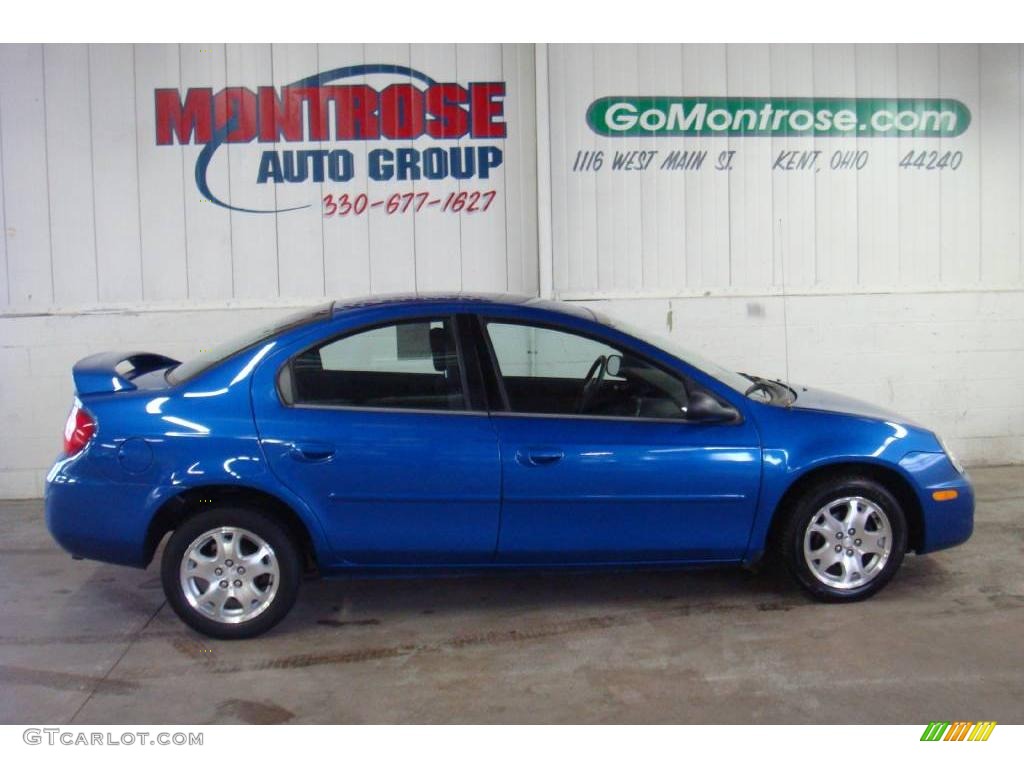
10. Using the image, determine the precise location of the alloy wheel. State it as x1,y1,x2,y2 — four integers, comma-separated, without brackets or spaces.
178,526,280,624
802,496,893,590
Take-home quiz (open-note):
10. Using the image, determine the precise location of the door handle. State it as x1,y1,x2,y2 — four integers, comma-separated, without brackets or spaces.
516,448,564,467
290,441,336,462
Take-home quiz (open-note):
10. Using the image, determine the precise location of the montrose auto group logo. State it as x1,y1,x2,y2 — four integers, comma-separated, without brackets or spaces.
155,64,507,215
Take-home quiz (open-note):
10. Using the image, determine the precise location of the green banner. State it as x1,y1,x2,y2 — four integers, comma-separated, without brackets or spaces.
586,97,971,138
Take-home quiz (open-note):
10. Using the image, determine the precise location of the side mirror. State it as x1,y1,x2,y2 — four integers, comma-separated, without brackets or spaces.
605,354,623,377
686,390,739,424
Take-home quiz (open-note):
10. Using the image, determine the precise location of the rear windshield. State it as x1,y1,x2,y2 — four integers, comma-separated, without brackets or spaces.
166,304,332,385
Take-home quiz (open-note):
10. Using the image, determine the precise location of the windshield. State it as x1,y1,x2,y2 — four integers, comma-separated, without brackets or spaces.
596,311,756,395
166,303,332,385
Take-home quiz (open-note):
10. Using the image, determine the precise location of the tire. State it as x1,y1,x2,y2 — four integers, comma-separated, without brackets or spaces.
777,475,908,602
161,506,301,639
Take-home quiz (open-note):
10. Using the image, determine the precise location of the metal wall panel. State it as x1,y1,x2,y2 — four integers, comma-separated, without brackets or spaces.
89,44,143,303
134,43,190,302
548,43,1024,298
0,44,53,308
409,44,459,293
178,43,234,301
0,43,538,312
225,43,279,300
502,43,539,296
979,45,1021,285
853,44,901,288
43,44,97,308
2,42,1020,308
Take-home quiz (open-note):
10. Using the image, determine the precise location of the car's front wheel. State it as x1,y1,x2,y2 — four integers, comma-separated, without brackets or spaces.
161,506,301,639
779,475,908,601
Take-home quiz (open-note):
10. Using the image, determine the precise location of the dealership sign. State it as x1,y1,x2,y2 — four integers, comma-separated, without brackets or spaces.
155,64,506,213
587,97,970,138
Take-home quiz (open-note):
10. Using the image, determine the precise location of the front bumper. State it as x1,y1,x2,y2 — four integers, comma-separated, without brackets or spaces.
899,452,975,553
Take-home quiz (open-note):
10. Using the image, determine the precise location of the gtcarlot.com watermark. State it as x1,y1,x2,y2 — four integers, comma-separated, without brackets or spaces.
23,728,203,746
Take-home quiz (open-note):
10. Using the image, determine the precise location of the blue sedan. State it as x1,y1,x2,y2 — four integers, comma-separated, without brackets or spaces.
46,294,974,638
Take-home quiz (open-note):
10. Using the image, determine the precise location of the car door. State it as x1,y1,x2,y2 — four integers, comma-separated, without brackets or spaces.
253,314,501,565
477,316,762,564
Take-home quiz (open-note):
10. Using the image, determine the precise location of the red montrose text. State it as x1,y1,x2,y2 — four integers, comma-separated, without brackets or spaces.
155,83,507,145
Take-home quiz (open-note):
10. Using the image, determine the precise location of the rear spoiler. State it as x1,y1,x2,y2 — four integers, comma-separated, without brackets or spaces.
72,351,180,395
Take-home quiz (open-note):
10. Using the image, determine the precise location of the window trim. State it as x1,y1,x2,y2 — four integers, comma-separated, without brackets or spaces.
473,315,512,412
276,313,481,416
285,402,489,418
474,314,744,426
454,313,493,412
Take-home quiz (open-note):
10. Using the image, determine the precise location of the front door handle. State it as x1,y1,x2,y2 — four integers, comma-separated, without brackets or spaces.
516,448,564,467
290,441,336,462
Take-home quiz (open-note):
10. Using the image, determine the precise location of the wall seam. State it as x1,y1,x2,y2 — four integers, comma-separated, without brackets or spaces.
176,44,191,299
500,44,509,293
40,45,56,306
132,44,146,300
534,43,554,299
86,46,100,302
223,44,236,299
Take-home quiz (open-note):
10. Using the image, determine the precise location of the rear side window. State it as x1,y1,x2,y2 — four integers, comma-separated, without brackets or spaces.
288,318,466,411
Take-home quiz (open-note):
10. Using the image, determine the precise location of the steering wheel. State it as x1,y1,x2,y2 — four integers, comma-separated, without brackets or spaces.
577,355,608,414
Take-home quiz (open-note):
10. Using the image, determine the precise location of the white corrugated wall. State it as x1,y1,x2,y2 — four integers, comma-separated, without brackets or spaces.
0,43,538,309
2,43,1023,498
548,44,1023,296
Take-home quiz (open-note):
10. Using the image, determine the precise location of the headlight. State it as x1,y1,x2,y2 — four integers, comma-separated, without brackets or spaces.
936,434,965,474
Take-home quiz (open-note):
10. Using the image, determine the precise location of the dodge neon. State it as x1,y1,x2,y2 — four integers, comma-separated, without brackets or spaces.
46,294,974,638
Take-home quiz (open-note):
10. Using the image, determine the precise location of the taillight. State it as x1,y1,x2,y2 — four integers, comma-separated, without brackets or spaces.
63,401,96,456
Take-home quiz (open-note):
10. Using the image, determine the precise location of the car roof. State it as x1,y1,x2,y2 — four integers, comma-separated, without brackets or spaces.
331,292,597,321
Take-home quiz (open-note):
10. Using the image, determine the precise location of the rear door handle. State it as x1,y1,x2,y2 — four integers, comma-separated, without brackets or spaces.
290,441,336,462
516,448,564,467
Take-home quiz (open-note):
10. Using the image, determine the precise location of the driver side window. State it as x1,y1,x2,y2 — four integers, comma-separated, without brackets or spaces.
485,321,693,420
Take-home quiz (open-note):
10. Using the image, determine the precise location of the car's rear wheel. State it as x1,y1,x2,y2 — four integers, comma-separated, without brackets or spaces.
779,475,908,601
161,506,301,639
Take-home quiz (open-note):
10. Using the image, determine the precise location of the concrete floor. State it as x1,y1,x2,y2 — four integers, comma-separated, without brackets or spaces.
1,466,1022,724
